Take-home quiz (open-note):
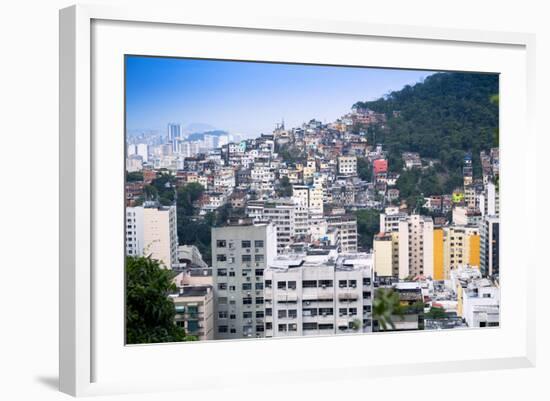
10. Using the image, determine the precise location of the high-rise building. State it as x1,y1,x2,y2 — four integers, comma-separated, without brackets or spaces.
480,215,499,277
326,213,358,253
136,143,149,163
211,222,277,339
397,215,434,279
167,123,182,153
125,204,179,269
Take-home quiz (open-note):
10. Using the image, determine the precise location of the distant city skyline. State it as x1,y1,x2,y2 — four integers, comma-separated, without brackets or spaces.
125,56,435,138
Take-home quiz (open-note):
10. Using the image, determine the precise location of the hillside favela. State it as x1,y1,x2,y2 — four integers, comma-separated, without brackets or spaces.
125,60,499,344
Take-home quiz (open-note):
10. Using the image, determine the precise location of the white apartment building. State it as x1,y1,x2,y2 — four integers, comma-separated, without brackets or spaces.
126,204,179,269
478,181,499,217
337,156,357,176
379,207,409,233
263,250,374,337
326,214,358,253
398,215,434,279
211,222,277,339
136,143,149,163
247,199,312,253
461,278,500,328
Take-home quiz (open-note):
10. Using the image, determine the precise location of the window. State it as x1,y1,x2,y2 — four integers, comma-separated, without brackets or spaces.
242,283,252,291
242,269,251,277
363,291,371,299
229,271,235,277
218,297,227,305
303,280,317,288
255,269,264,276
255,254,264,262
302,308,317,317
218,325,228,333
339,280,347,288
230,328,236,334
229,285,236,291
303,322,317,330
319,279,332,288
218,311,228,319
255,240,264,248
218,283,227,290
255,282,263,290
288,281,297,290
339,308,347,316
266,322,272,330
278,310,287,318
288,309,297,318
256,311,264,318
229,314,236,320
256,325,264,332
318,324,334,330
319,308,333,316
288,323,297,331
241,240,251,248
217,268,227,276
242,254,251,262
243,312,252,319
243,297,252,305
349,308,357,316
278,324,287,332
364,305,372,313
277,281,287,290
256,297,264,305
216,240,227,248
265,280,272,288
216,254,227,262
349,280,357,288
265,308,272,317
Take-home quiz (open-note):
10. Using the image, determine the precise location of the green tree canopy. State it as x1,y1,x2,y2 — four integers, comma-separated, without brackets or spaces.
355,209,381,250
126,256,196,344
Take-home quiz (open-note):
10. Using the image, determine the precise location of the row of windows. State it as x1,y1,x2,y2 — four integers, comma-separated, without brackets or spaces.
218,310,265,319
216,240,264,248
217,283,265,292
217,268,264,277
265,279,360,289
216,254,264,262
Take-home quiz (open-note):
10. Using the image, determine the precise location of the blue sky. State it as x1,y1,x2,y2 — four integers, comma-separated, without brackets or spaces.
126,56,435,137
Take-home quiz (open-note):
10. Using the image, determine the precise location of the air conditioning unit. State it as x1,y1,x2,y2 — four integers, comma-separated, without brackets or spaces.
321,285,326,289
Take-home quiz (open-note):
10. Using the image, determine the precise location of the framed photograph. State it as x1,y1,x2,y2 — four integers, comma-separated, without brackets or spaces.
59,4,536,397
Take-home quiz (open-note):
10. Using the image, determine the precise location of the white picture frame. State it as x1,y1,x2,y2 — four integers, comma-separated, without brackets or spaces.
59,4,536,397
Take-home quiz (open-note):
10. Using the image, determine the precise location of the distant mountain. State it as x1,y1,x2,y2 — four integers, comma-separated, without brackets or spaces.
183,123,217,134
186,130,229,142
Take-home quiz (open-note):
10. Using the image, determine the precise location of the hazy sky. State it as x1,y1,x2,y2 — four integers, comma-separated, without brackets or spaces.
125,56,435,137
